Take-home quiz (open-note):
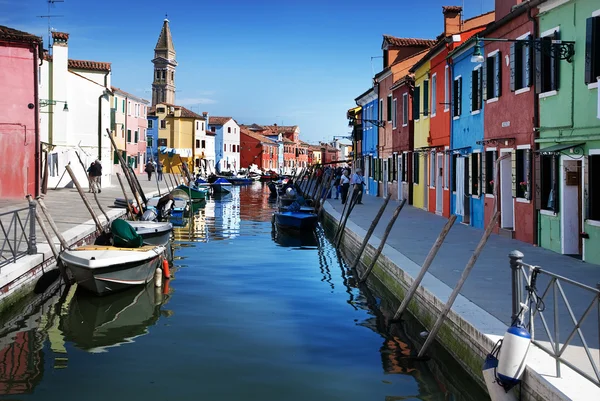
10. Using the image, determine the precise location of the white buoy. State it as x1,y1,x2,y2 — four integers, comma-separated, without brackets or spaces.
496,324,531,390
482,354,518,401
155,267,163,287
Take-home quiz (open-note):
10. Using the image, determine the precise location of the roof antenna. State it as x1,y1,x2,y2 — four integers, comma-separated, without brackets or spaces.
37,0,64,50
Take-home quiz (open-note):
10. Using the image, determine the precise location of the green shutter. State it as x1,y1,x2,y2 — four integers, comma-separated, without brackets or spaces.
423,80,429,116
113,150,119,165
510,43,516,91
127,130,131,142
135,131,138,143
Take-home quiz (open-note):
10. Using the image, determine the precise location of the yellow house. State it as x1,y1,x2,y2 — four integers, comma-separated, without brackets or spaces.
410,59,431,210
151,103,204,174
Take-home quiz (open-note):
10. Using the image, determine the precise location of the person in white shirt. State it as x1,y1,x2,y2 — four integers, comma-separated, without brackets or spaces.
350,168,365,204
340,169,351,204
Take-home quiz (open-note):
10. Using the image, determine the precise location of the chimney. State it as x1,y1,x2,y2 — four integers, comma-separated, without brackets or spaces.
50,31,69,145
174,107,182,118
442,6,462,36
202,111,209,125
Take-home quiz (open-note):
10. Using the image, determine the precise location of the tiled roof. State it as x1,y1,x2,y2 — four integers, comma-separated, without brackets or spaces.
155,19,175,53
208,116,232,126
382,35,437,48
262,125,298,134
178,107,204,119
0,25,42,43
111,86,150,104
442,5,463,13
68,59,111,72
51,31,69,40
240,127,276,144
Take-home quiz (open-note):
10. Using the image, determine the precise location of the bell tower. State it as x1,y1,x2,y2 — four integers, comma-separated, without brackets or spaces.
152,18,177,106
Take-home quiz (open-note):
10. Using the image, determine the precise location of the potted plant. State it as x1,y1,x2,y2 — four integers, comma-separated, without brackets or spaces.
520,181,528,198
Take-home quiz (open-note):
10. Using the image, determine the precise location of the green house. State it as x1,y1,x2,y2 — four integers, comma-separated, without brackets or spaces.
536,0,600,264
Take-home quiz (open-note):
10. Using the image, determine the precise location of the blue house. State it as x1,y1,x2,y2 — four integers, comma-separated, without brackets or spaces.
146,114,159,163
355,87,379,196
449,39,485,229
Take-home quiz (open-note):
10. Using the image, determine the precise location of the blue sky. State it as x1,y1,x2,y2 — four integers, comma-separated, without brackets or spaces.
3,0,494,144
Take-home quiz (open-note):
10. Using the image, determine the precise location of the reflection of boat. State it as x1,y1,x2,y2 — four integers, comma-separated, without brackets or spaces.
272,225,318,247
60,245,165,295
60,282,163,353
210,178,232,194
226,176,253,185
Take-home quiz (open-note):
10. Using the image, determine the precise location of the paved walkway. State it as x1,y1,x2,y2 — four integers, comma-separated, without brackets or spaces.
326,193,600,349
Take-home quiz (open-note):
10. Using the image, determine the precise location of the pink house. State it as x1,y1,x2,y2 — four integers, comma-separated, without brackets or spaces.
0,26,43,198
111,87,149,174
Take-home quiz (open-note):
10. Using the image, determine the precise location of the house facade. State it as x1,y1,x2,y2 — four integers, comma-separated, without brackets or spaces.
111,87,149,174
146,114,159,164
536,0,600,263
240,127,278,170
356,88,379,196
411,58,432,210
208,117,240,173
39,32,112,189
0,26,42,199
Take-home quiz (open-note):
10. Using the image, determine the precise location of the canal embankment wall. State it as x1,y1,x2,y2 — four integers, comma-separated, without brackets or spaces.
321,200,600,401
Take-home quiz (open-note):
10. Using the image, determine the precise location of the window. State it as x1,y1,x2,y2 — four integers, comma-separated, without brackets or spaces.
201,140,206,149
516,149,531,199
392,98,397,128
541,155,559,212
196,139,200,148
160,120,166,129
444,65,450,111
158,138,167,147
510,35,531,91
157,107,165,113
413,86,421,121
536,29,560,94
113,96,118,108
413,153,420,184
211,126,216,133
147,136,153,147
471,152,481,196
134,130,138,143
228,127,231,133
127,129,131,143
379,99,384,122
423,79,429,117
202,122,205,131
387,95,392,122
429,152,435,187
148,119,153,129
590,155,600,220
472,68,482,112
196,121,199,130
122,99,125,113
485,150,496,194
451,154,458,191
585,16,600,84
402,93,408,126
127,101,132,115
431,74,437,116
453,76,462,117
485,52,502,99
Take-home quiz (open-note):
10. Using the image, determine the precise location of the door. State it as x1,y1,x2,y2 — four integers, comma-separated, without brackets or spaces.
398,154,403,201
365,156,370,195
383,160,388,198
455,157,465,216
423,153,428,209
500,150,514,229
436,153,443,214
463,157,471,225
561,159,581,256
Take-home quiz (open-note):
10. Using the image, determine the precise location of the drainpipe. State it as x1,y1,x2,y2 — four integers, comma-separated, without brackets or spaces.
528,5,540,247
33,40,41,197
98,71,110,161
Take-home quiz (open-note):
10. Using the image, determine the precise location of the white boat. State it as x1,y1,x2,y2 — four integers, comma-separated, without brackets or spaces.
60,244,165,296
127,221,172,246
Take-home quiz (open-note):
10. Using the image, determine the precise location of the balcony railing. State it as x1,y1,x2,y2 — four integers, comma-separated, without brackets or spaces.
0,201,37,268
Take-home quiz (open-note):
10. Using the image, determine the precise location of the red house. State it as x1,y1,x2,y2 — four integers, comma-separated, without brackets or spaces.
0,26,43,198
481,1,538,244
391,74,415,204
240,127,278,170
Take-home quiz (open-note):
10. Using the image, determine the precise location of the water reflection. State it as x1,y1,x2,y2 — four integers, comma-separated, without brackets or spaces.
271,224,319,248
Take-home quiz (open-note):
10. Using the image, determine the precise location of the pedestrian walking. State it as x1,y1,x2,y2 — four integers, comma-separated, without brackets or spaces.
350,168,365,204
340,169,350,204
157,160,164,181
87,160,102,193
333,169,341,199
145,160,156,181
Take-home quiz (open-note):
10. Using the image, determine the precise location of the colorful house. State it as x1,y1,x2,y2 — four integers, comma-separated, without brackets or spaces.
239,127,279,170
111,87,149,174
355,87,379,196
207,117,240,173
197,112,215,175
0,26,43,198
536,0,600,263
390,75,415,204
146,114,159,164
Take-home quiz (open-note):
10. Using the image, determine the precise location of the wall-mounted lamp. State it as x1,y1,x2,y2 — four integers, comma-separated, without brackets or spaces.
471,35,575,63
39,99,69,112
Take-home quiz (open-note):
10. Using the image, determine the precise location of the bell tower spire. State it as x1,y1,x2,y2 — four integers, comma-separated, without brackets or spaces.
151,17,177,106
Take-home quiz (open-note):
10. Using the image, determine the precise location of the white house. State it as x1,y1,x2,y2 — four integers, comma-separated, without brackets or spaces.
39,31,113,189
199,112,216,175
207,116,240,173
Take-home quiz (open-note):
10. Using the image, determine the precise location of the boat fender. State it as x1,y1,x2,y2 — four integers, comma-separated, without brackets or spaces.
482,352,517,401
162,259,170,279
155,267,162,287
496,323,531,391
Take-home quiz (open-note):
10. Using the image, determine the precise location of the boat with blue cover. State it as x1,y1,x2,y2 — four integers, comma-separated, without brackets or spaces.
273,211,319,230
210,178,232,194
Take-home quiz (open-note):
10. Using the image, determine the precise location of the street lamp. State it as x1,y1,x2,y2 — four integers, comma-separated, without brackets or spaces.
39,99,69,111
470,35,575,63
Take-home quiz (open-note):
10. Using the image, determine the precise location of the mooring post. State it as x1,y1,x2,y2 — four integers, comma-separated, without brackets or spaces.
349,193,392,270
360,199,406,283
509,250,525,324
35,196,70,250
335,188,360,248
392,215,457,321
418,211,499,358
26,196,37,255
65,165,105,233
116,173,135,220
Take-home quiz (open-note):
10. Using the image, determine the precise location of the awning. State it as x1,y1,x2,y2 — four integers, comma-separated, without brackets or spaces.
347,106,362,118
158,146,193,158
535,143,585,155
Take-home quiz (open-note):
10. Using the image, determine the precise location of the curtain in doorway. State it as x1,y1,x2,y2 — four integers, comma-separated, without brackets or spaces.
455,157,465,216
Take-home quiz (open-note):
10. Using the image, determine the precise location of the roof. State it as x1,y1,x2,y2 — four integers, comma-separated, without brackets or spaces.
262,125,298,134
155,19,175,53
151,103,205,119
68,59,111,72
208,116,232,126
111,86,149,104
240,128,277,144
390,74,414,90
382,35,437,48
0,25,42,44
51,31,69,41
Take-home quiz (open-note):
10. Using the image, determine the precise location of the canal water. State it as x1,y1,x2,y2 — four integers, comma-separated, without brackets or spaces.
0,183,488,400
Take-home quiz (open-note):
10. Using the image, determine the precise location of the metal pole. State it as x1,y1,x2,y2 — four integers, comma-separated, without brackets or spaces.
392,215,457,320
349,193,392,270
359,199,406,283
509,250,525,323
65,165,104,233
27,196,37,255
418,211,499,357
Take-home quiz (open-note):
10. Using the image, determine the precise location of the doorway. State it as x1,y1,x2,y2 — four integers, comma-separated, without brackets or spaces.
383,160,388,198
398,154,403,201
500,150,514,229
562,159,582,256
436,153,443,215
423,153,428,210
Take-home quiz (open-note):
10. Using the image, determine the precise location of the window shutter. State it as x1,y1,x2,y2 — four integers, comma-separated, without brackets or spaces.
113,150,118,164
510,43,516,92
585,17,598,85
495,52,502,97
552,31,560,90
459,77,462,114
423,80,429,116
482,57,488,101
511,150,516,198
478,69,483,109
481,151,486,195
525,150,531,200
413,88,420,119
525,35,532,87
471,70,477,111
535,40,543,94
468,154,473,195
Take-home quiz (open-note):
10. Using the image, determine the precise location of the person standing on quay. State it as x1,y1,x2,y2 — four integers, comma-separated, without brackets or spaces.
350,168,364,204
340,169,350,204
157,160,164,181
145,160,155,181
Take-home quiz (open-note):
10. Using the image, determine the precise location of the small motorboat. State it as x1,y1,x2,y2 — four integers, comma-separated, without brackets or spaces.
273,211,318,230
195,177,210,188
60,244,165,295
210,177,232,194
227,176,253,185
279,205,315,213
127,221,172,246
175,184,208,200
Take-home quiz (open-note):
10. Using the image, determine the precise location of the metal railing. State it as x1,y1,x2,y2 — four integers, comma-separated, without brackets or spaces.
509,250,600,387
0,200,37,268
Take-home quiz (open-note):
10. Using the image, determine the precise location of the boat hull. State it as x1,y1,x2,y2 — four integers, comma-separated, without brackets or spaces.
127,221,173,246
175,185,207,200
274,212,318,230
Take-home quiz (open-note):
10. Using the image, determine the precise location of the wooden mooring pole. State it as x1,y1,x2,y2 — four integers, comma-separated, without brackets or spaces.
349,193,392,270
335,188,360,248
417,211,499,358
359,199,406,283
65,165,105,233
35,197,70,250
392,214,457,321
73,152,110,224
116,173,135,220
